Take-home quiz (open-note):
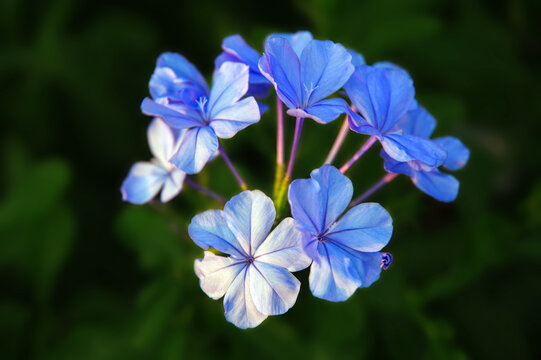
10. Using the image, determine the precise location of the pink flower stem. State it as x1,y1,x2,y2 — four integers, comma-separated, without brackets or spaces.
276,96,284,167
350,173,398,206
184,177,226,203
218,142,248,190
339,136,377,174
285,117,305,180
324,115,350,164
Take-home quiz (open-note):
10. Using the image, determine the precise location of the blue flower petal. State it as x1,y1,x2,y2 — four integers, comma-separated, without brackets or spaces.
411,169,460,202
348,49,366,66
326,203,393,252
269,31,313,57
215,51,237,69
254,217,311,272
259,36,302,109
381,133,447,167
223,190,276,255
220,34,261,71
170,126,218,174
288,178,323,234
347,111,381,136
152,52,208,97
194,251,246,299
216,35,271,99
160,168,185,202
299,98,349,124
257,101,269,115
249,262,301,316
208,62,250,118
223,267,267,329
188,209,247,258
299,40,354,106
141,97,203,129
381,151,416,176
288,164,353,234
434,136,470,171
120,162,168,204
394,106,436,139
344,65,415,134
310,165,354,230
309,241,379,302
374,61,411,77
209,97,260,139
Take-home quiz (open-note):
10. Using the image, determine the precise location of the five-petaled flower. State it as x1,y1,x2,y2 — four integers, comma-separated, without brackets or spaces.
259,35,354,124
344,65,447,167
189,190,311,329
382,106,470,202
288,165,393,302
121,118,185,204
142,60,260,174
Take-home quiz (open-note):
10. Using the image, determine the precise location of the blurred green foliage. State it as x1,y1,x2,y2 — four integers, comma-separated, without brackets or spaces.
1,0,539,359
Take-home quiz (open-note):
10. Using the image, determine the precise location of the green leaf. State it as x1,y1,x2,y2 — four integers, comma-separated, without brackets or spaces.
115,206,183,271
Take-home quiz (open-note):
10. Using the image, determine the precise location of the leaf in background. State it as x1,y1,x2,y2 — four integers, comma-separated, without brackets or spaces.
0,155,74,303
130,278,180,349
115,206,183,271
0,158,70,228
0,299,29,359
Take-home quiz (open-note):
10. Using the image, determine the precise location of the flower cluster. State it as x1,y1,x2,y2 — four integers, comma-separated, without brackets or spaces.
121,31,469,329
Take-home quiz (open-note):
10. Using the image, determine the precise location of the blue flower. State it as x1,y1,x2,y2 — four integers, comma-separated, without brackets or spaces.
121,118,185,204
344,65,446,167
288,165,393,302
141,61,260,174
258,36,354,124
215,35,271,99
382,106,470,202
148,52,209,103
189,190,311,329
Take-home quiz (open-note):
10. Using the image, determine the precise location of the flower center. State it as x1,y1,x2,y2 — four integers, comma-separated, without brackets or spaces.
246,255,255,264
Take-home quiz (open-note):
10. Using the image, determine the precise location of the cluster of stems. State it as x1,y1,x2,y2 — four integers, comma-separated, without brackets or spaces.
190,97,397,217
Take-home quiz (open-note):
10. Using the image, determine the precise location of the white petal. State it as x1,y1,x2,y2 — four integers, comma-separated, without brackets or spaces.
194,251,245,300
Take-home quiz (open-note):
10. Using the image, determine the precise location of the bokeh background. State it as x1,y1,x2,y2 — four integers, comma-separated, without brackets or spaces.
1,0,540,358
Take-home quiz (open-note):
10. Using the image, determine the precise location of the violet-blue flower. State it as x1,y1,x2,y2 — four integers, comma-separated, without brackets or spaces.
189,190,311,329
288,164,393,302
344,65,446,167
382,106,470,202
258,36,354,124
141,61,260,174
121,118,185,204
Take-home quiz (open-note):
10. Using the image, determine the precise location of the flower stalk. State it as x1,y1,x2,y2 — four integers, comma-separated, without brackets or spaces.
218,142,248,190
339,136,377,173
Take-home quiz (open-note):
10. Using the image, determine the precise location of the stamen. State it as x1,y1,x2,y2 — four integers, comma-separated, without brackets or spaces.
195,97,208,114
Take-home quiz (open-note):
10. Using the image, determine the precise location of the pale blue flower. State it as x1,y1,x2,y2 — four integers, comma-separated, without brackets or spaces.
141,61,260,174
190,190,311,329
259,36,354,124
288,165,393,302
121,118,185,204
344,65,446,167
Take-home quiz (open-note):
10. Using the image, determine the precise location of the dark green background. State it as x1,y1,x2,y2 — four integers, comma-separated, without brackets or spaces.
1,0,540,358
